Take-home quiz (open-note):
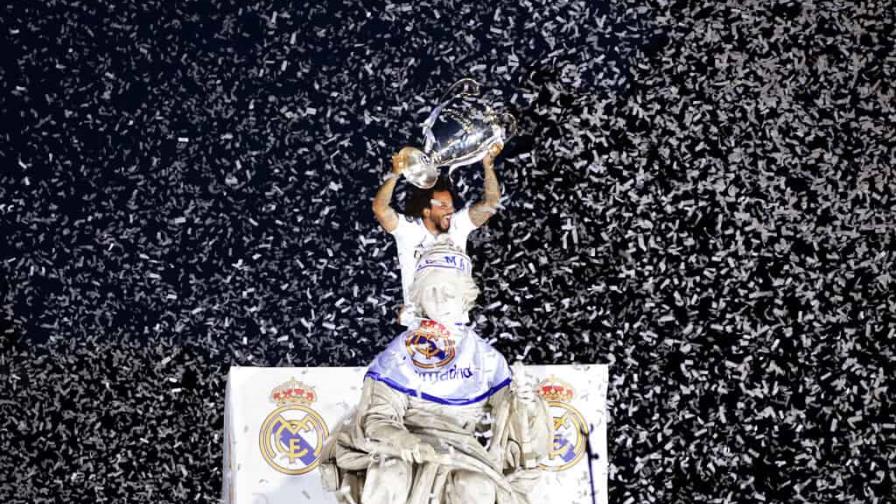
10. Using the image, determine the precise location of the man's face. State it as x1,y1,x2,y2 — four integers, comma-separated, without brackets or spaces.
423,190,455,233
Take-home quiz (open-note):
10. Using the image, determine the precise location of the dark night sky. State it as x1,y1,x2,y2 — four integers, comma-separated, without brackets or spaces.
1,1,894,502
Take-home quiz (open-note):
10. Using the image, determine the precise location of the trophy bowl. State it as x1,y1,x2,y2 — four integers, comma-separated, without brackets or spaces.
401,79,517,189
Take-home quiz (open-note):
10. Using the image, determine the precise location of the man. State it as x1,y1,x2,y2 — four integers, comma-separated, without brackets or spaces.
372,143,503,325
319,238,552,504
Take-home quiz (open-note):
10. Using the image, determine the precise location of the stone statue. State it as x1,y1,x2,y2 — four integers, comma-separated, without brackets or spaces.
319,236,553,503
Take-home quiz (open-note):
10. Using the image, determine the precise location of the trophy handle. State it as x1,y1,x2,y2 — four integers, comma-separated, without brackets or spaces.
399,146,438,189
496,111,517,139
438,78,480,103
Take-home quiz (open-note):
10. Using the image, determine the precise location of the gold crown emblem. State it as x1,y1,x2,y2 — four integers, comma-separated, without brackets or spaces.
537,376,575,403
417,319,451,339
271,378,317,406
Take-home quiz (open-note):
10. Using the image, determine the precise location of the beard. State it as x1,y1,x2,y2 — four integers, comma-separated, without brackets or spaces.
434,214,452,233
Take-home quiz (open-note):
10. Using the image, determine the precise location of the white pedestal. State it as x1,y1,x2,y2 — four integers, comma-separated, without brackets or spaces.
222,365,608,504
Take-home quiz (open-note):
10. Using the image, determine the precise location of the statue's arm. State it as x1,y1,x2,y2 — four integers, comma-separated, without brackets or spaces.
357,378,436,463
513,364,553,461
469,143,502,228
372,152,407,233
525,393,553,459
358,378,411,443
486,370,553,469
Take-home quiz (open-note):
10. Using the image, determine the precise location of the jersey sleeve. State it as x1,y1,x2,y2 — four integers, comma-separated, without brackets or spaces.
389,212,415,238
451,207,478,239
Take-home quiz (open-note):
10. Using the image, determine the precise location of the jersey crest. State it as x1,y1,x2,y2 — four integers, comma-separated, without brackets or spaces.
405,319,456,369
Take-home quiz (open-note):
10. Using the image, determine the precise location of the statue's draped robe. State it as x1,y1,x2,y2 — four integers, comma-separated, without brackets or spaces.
320,321,553,504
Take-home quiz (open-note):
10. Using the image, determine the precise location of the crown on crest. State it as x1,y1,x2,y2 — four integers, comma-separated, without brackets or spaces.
537,376,575,403
418,319,450,337
271,378,317,406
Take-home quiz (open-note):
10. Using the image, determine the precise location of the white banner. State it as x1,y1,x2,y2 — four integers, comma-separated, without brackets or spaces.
223,364,608,504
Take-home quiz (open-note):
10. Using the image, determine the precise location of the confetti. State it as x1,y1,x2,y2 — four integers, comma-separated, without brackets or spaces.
0,1,892,503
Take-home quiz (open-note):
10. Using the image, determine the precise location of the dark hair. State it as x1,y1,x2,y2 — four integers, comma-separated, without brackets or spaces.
404,175,457,218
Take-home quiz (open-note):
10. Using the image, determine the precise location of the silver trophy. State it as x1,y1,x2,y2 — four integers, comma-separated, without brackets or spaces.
400,79,517,189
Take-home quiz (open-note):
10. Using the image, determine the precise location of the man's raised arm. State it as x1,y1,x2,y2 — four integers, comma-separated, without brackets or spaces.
469,143,503,227
372,152,406,233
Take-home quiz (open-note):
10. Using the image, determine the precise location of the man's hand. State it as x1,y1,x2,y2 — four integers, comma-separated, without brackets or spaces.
391,148,410,176
483,142,503,168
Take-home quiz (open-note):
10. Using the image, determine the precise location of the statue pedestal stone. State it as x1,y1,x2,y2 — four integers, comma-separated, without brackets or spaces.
222,365,609,504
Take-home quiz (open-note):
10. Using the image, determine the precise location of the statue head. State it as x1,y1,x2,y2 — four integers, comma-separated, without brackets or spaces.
408,236,479,324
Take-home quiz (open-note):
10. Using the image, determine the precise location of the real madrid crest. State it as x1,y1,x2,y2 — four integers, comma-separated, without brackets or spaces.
258,378,329,475
405,319,456,369
538,376,589,472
